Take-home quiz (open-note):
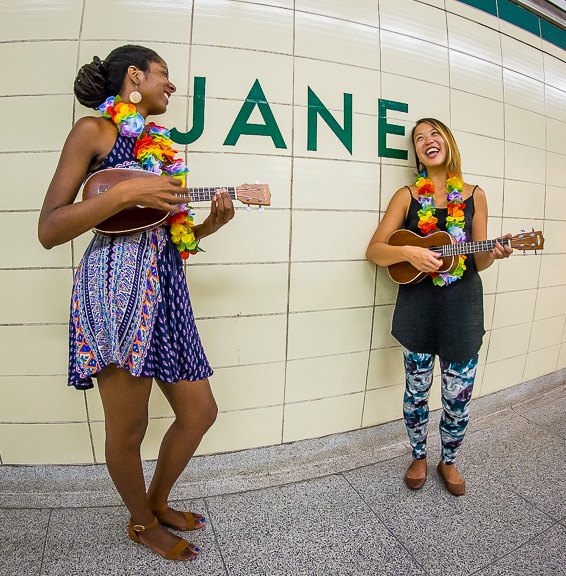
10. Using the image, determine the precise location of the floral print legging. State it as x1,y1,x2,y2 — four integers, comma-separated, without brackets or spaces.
403,349,478,464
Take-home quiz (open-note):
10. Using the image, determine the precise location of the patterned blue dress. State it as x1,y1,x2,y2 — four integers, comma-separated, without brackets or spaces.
68,133,213,390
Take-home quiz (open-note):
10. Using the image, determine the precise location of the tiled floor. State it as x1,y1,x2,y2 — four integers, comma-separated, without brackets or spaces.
1,372,565,576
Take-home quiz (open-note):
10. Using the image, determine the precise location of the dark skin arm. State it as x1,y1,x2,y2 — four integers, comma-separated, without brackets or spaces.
193,188,235,241
38,116,234,248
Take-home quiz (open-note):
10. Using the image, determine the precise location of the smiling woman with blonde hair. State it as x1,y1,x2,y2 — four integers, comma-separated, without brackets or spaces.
366,118,512,496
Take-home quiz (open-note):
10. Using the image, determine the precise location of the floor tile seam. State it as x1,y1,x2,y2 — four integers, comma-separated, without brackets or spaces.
509,384,566,411
202,498,230,576
467,518,566,576
509,404,565,440
513,409,564,436
193,452,416,502
337,465,563,576
37,508,51,576
495,475,564,524
339,472,433,576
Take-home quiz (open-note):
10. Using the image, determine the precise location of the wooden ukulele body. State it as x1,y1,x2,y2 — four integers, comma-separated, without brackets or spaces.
387,229,459,284
81,168,271,235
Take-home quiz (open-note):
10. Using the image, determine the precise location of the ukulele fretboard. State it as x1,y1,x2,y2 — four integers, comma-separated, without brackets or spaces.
437,238,512,256
187,187,236,202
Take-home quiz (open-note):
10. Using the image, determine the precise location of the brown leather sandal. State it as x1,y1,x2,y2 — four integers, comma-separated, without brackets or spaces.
128,516,199,561
151,503,206,531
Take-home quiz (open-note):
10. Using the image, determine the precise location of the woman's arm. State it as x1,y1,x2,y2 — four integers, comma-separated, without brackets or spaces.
366,187,443,274
472,186,512,271
193,188,235,241
38,117,191,249
39,118,127,248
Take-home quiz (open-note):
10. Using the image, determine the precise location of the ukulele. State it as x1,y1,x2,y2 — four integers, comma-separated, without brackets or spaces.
387,229,545,284
82,168,271,235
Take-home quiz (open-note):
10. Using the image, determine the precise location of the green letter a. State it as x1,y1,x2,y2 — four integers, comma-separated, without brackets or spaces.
224,79,287,149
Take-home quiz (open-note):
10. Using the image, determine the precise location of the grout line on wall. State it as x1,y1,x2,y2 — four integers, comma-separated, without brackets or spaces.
65,0,85,271
184,149,386,162
0,420,100,425
294,53,380,72
78,38,190,46
181,0,197,278
0,209,40,213
0,267,85,271
360,258,379,429
0,374,67,378
0,39,79,44
361,0,381,426
527,48,555,375
196,258,372,268
0,150,62,155
279,0,297,446
284,388,367,407
83,389,98,464
0,93,74,98
191,41,293,58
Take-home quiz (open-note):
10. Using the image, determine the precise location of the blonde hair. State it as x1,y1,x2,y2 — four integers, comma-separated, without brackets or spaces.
410,118,462,180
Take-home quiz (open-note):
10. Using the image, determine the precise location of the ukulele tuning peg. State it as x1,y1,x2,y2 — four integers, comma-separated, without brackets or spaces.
257,206,265,213
254,180,260,184
247,205,252,212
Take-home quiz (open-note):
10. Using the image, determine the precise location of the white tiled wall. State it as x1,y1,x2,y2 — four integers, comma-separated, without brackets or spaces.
1,0,564,464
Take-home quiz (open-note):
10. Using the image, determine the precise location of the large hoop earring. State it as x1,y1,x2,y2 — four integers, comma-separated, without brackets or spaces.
417,161,424,173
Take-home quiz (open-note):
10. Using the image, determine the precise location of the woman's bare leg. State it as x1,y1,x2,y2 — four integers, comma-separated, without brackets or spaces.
146,378,217,526
97,365,198,560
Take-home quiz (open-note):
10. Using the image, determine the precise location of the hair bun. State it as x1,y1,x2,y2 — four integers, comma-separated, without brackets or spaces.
92,56,107,74
74,56,108,109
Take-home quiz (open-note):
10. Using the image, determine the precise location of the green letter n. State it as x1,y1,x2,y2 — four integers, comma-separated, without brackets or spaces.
307,88,352,154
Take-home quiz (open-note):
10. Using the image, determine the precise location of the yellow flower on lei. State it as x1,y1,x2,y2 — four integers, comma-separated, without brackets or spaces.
446,176,463,190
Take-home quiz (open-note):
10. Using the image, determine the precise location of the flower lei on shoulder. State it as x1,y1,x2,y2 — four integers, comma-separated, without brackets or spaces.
98,96,201,259
415,172,466,287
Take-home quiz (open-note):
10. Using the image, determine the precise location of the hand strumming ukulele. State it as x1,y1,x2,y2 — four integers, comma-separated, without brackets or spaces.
82,168,271,235
387,229,545,284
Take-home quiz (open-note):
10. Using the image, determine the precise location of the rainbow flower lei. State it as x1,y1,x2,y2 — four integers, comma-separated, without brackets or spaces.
415,172,466,287
98,96,200,259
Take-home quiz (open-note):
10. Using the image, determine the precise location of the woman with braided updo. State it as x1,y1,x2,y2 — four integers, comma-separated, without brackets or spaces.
39,45,234,562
